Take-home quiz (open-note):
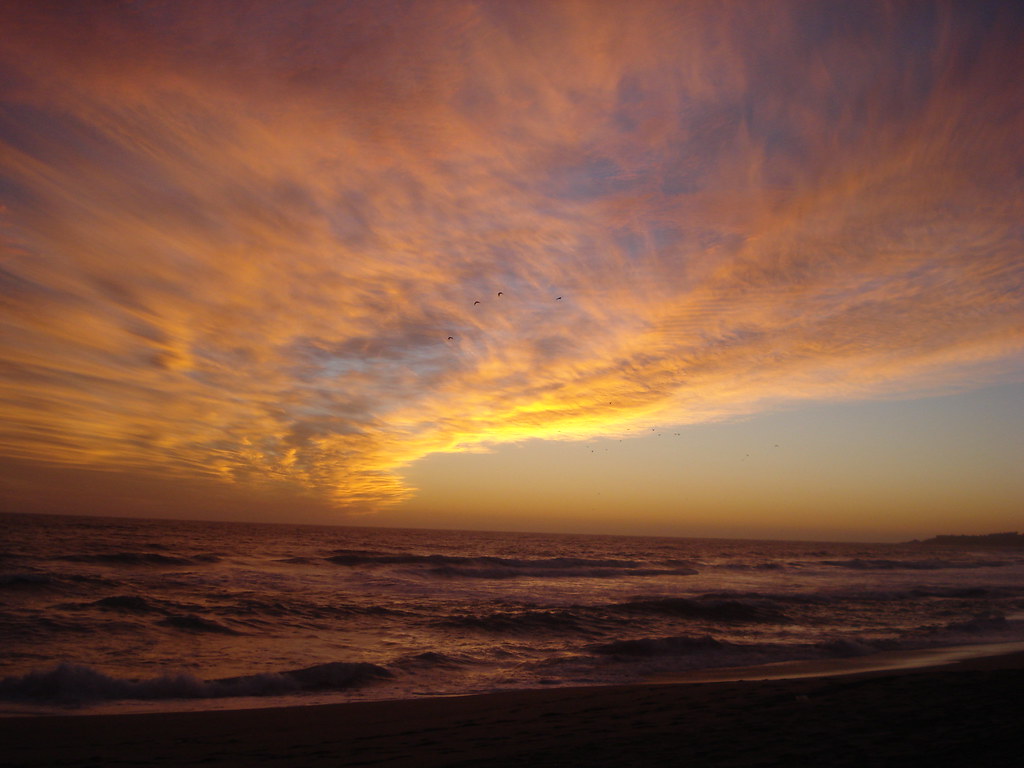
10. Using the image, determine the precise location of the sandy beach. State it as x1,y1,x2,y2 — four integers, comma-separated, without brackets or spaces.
3,651,1023,767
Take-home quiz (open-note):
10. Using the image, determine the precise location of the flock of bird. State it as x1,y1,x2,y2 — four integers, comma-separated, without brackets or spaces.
447,292,562,342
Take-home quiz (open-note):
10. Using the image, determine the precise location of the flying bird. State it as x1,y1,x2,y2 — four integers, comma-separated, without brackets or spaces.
555,296,562,301
447,336,454,341
474,300,480,305
497,291,503,296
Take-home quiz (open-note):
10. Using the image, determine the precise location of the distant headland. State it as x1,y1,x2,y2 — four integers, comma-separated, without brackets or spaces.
908,532,1024,548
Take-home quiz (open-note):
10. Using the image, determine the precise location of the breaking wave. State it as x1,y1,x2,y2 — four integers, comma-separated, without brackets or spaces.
0,661,392,704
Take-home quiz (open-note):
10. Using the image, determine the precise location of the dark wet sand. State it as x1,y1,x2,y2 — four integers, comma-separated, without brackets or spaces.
3,652,1023,767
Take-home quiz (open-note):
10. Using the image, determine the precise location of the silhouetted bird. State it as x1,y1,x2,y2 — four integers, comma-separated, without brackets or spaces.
497,292,503,296
474,301,480,305
555,296,562,301
447,336,454,341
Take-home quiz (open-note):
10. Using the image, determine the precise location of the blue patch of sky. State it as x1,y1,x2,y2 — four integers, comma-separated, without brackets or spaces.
0,102,167,190
545,156,640,202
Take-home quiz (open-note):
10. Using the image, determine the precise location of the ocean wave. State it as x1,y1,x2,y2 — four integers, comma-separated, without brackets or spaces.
91,595,160,613
916,613,1018,643
0,660,392,704
0,573,56,591
586,633,895,664
612,596,788,623
391,651,470,670
59,552,219,566
158,614,241,635
328,551,644,570
942,614,1011,633
428,565,698,579
688,589,824,605
8,515,1024,709
590,634,724,657
582,631,969,669
218,597,402,621
821,557,1011,571
813,637,895,657
325,550,698,579
581,629,1004,668
0,614,108,637
718,561,788,571
908,586,1000,598
440,596,790,640
581,626,1024,675
702,585,1021,605
438,608,615,636
0,572,114,593
57,594,206,618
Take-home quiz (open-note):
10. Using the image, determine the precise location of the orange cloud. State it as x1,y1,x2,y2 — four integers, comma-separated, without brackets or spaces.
1,1,1021,514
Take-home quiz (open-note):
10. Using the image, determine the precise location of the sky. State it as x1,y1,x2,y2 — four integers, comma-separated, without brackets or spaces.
1,0,1022,541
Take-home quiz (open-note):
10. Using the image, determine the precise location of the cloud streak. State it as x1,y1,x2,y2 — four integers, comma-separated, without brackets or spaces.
1,1,1022,513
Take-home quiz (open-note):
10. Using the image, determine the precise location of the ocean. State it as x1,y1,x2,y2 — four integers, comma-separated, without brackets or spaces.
2,512,1023,715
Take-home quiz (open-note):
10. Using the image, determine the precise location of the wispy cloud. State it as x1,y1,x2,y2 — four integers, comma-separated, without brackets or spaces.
1,1,1021,512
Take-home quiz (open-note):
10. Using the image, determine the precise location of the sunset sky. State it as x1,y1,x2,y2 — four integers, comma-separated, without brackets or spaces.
1,0,1022,540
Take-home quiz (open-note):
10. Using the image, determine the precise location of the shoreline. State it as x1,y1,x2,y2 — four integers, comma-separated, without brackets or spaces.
649,639,1024,684
3,647,1023,766
4,638,1024,719
3,639,1024,720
